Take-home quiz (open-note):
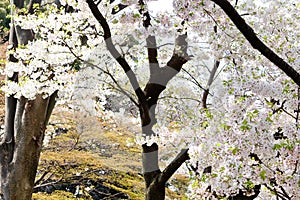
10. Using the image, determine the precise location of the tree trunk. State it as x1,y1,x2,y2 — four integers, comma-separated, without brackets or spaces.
145,176,165,200
0,0,55,198
85,2,190,199
0,95,55,200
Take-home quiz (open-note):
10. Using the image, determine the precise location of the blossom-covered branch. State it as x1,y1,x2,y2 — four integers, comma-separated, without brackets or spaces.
210,0,300,86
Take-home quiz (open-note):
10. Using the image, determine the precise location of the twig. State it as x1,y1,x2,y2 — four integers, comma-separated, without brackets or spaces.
33,178,63,189
182,68,207,91
62,40,139,107
34,170,51,186
159,95,202,104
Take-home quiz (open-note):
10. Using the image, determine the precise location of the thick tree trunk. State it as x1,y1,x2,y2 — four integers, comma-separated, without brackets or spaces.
142,144,189,200
0,96,52,200
0,0,54,198
145,177,165,200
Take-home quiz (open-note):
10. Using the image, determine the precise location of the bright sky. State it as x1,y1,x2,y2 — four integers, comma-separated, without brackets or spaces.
147,0,173,13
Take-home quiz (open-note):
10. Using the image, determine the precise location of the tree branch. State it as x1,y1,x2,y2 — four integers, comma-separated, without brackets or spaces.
44,91,57,125
296,88,300,123
210,0,300,86
144,33,189,106
159,148,189,184
202,60,219,108
138,0,160,76
182,68,207,91
229,185,261,200
159,95,202,104
86,0,146,103
63,40,139,106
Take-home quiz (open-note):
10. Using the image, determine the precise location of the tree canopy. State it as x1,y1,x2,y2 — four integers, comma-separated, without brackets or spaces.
1,0,300,199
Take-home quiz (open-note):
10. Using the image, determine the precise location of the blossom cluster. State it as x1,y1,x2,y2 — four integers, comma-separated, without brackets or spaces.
3,0,300,199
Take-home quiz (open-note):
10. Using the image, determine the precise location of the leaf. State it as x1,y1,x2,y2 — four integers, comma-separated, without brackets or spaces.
240,119,251,131
112,19,118,24
133,13,140,18
216,143,221,147
211,173,218,178
192,179,199,187
273,143,281,150
232,147,239,155
259,170,266,181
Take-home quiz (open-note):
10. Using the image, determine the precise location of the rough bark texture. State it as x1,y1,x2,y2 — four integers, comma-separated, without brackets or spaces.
0,0,56,199
0,82,56,200
0,96,52,200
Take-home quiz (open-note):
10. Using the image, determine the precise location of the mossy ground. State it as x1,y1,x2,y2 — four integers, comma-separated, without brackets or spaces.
33,108,145,199
33,107,188,199
0,42,188,199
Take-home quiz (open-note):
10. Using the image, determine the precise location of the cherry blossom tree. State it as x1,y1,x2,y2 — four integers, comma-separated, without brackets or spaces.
84,0,300,199
0,0,58,199
1,0,300,199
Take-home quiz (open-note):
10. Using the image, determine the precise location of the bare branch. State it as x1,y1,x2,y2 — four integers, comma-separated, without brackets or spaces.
63,40,138,106
271,99,297,120
182,68,207,91
159,95,202,104
202,60,219,108
45,91,57,125
159,148,189,184
203,8,234,39
292,161,298,175
235,0,238,6
86,0,146,103
33,178,62,189
296,88,300,123
34,170,50,186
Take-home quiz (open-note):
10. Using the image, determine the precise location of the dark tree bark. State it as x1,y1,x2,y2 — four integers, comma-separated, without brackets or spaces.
0,0,57,199
86,0,190,199
210,0,300,86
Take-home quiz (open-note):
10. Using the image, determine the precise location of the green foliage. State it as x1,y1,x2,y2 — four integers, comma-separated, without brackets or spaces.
244,179,255,190
240,119,251,131
112,19,118,24
272,139,299,151
259,170,267,181
0,0,10,38
33,190,85,200
221,123,231,131
229,147,239,155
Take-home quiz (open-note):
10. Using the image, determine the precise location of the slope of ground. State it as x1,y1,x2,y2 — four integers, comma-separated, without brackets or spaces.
0,42,187,199
33,107,187,199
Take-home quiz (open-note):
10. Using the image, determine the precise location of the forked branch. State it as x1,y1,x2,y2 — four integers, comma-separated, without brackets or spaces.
86,0,146,103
